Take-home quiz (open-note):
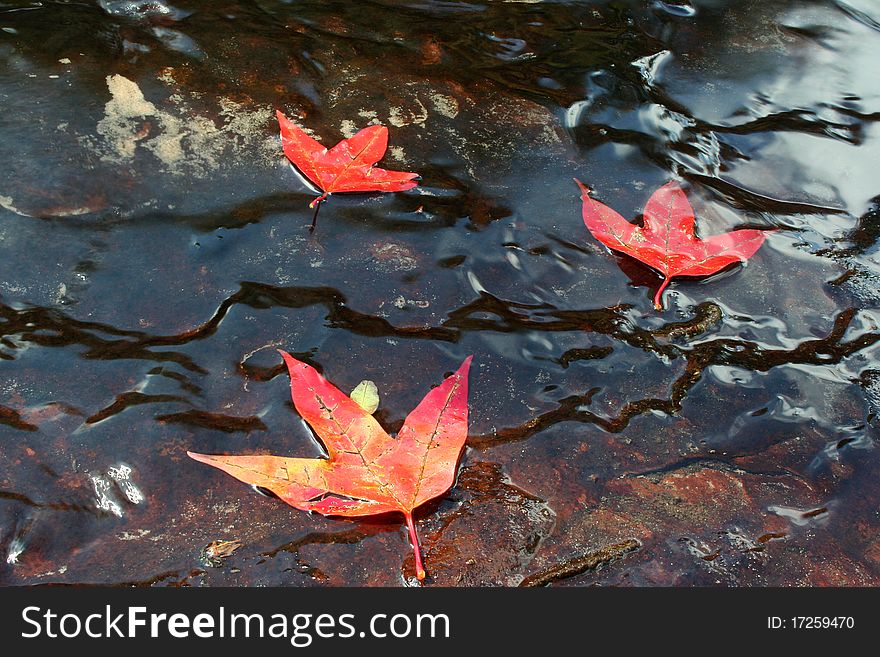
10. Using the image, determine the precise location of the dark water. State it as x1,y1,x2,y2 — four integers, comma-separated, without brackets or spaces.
1,0,879,586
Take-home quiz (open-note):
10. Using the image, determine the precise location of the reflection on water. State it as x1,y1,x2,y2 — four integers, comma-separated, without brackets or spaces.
0,0,879,586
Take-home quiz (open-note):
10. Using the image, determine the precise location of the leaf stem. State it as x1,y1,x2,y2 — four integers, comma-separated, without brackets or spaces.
308,192,330,209
307,192,331,231
309,202,320,231
654,276,671,310
404,511,426,581
308,194,329,232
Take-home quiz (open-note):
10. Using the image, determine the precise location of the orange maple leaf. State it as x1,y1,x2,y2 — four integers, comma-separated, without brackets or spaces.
188,350,471,581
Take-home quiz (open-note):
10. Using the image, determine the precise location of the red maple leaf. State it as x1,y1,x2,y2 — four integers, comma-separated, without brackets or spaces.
276,111,419,228
188,350,471,581
575,179,769,309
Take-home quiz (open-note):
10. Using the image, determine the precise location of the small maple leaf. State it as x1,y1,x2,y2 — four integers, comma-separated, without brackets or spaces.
276,111,419,229
575,179,769,310
188,350,472,582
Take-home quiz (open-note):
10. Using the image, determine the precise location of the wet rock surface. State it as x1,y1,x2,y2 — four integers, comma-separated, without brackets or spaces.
0,0,879,586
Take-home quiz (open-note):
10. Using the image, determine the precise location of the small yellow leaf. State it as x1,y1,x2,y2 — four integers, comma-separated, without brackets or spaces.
350,380,379,414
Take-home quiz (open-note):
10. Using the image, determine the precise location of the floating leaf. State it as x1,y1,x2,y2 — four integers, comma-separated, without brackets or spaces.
276,111,419,229
350,380,379,414
188,351,472,581
576,179,769,309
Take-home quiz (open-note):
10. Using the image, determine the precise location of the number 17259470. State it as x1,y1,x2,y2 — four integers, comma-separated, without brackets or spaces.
768,617,855,630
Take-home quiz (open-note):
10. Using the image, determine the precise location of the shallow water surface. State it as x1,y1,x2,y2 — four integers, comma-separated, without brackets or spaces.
1,0,879,586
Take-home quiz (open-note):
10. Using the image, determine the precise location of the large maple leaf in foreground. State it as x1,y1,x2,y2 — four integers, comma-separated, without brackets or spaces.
575,180,768,310
188,350,471,581
276,111,419,228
